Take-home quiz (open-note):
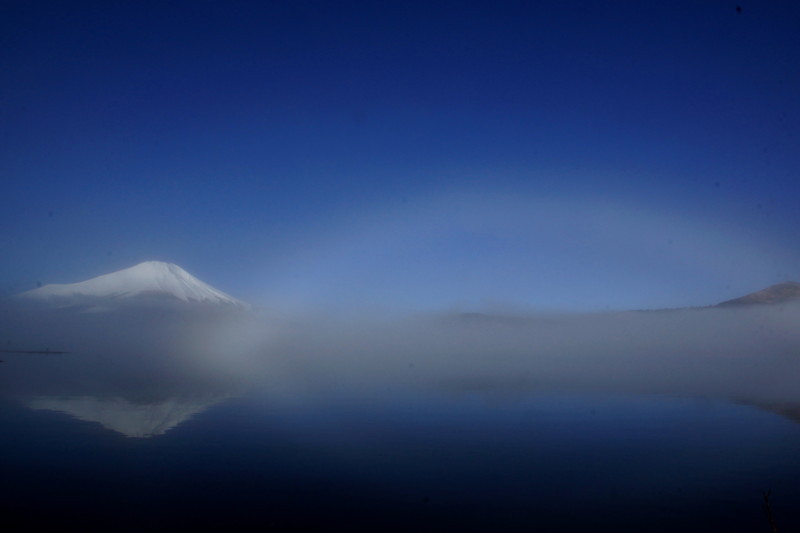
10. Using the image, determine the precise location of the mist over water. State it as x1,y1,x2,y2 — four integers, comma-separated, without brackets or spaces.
2,298,800,531
3,299,799,416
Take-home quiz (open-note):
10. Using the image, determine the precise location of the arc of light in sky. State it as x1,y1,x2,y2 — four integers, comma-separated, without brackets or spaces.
256,189,799,312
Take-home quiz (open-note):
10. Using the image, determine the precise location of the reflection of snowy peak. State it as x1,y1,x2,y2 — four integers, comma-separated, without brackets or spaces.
28,395,229,438
20,261,247,307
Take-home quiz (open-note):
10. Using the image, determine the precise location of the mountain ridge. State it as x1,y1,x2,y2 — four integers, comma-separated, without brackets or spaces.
716,281,800,307
14,261,799,312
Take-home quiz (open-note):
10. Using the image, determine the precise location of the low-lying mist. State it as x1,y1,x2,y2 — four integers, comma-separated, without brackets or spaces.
248,305,800,408
2,300,798,419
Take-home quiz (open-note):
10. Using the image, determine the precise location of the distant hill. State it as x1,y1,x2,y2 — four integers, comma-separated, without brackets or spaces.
717,281,800,307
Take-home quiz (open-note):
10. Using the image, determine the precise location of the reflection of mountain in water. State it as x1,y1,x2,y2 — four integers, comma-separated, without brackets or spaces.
28,395,231,438
749,403,800,425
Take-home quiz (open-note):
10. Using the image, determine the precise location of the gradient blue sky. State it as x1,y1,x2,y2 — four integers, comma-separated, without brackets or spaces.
2,1,799,311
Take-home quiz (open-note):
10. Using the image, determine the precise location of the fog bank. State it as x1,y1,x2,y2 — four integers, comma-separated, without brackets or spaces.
1,301,798,421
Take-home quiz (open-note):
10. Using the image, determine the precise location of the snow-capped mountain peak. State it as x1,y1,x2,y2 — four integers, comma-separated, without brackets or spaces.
19,261,248,307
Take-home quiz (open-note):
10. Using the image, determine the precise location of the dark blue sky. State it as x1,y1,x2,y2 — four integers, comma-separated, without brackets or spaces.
2,1,799,310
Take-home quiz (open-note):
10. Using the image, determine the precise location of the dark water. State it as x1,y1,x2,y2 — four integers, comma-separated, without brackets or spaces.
2,387,799,532
2,305,800,531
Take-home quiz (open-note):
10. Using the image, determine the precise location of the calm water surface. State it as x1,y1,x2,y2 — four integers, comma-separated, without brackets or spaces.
3,305,800,531
2,385,799,532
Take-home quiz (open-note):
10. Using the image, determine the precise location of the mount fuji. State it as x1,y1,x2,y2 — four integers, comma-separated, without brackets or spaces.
18,261,248,308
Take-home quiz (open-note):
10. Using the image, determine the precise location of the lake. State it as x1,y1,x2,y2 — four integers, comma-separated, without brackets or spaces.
2,384,800,531
2,305,800,531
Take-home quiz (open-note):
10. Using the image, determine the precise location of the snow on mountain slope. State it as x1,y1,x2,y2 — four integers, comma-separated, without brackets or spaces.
19,261,248,307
